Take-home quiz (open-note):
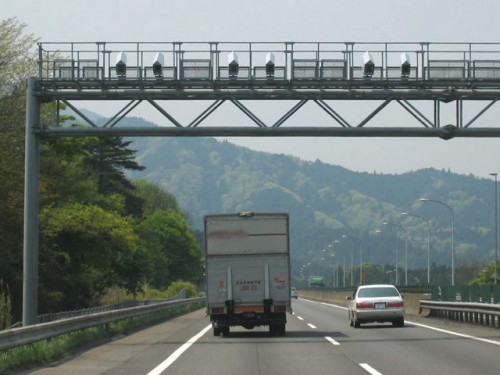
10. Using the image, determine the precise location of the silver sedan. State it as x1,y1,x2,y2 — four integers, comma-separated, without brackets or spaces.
347,284,405,328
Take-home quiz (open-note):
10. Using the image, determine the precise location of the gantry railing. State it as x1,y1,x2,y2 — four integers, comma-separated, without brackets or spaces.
37,41,500,93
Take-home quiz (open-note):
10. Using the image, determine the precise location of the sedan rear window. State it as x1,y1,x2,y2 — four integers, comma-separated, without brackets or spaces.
358,287,400,298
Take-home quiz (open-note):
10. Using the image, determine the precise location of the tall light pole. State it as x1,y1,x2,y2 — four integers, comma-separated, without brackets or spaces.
328,240,345,287
490,173,498,284
336,240,346,287
383,222,409,286
377,227,399,285
343,234,363,285
341,234,354,286
420,198,455,286
402,212,431,284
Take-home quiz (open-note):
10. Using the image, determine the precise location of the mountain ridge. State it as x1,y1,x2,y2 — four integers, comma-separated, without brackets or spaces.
73,110,494,277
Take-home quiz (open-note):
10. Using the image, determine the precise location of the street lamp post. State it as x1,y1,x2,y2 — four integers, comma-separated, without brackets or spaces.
490,173,498,284
383,222,408,286
341,234,354,286
329,239,345,287
401,212,431,284
343,234,363,285
420,198,455,286
386,270,395,284
377,228,399,284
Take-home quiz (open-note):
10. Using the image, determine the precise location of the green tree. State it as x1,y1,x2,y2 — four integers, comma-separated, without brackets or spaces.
0,279,12,329
0,18,38,319
83,137,145,216
0,18,38,97
470,261,499,285
41,135,101,206
0,18,204,319
136,210,203,289
39,201,144,311
134,179,180,216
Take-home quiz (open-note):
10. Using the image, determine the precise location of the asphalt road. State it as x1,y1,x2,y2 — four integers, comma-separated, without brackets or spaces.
21,298,500,375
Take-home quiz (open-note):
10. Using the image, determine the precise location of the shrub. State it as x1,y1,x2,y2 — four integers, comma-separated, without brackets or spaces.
0,279,12,329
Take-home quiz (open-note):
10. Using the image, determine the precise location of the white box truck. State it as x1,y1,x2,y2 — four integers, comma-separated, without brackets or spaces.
204,212,291,336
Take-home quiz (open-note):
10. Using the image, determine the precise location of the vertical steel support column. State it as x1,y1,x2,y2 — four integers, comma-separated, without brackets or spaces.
457,100,463,127
23,77,41,326
434,100,440,127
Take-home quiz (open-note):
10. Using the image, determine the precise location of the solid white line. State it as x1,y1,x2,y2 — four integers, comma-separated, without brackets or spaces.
306,298,500,347
407,320,500,346
324,336,340,346
307,323,317,329
320,301,348,310
359,363,384,375
147,324,212,375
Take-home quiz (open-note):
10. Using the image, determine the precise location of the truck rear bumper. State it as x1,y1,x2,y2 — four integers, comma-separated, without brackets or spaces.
210,312,286,328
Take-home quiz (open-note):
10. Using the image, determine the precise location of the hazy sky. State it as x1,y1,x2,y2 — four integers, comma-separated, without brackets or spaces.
4,0,500,177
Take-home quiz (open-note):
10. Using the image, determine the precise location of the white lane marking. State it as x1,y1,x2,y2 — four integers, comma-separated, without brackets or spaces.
312,299,500,347
324,336,340,346
297,316,304,321
307,323,317,329
407,320,500,346
359,363,384,375
147,324,212,375
320,301,348,310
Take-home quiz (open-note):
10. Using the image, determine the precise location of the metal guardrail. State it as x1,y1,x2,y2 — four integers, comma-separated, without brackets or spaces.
419,300,500,328
0,297,204,351
33,292,187,325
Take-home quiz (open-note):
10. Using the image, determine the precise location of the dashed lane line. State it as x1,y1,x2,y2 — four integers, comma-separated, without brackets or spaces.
359,363,384,375
325,336,340,346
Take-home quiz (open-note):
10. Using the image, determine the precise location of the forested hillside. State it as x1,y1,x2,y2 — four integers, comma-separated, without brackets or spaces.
76,115,495,285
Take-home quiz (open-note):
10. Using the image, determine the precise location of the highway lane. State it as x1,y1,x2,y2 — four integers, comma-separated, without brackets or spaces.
295,298,500,375
159,309,366,375
22,298,500,375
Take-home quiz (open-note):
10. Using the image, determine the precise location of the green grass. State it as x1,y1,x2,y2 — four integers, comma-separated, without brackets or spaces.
0,301,204,374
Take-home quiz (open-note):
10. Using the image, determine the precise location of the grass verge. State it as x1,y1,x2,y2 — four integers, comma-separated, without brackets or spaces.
0,301,204,374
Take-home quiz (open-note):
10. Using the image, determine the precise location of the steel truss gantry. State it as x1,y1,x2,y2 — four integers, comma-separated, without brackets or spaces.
23,41,500,325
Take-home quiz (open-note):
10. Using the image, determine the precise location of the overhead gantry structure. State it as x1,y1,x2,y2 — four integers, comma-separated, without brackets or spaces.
23,41,500,325
35,41,500,139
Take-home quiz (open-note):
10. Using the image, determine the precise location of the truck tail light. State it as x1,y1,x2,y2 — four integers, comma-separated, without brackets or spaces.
211,307,224,314
274,305,287,312
356,302,374,309
387,301,404,308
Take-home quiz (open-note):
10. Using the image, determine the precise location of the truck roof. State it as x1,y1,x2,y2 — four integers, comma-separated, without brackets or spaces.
204,212,289,256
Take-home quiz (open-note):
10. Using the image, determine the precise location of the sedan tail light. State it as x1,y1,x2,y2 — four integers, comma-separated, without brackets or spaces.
387,301,404,308
356,302,374,309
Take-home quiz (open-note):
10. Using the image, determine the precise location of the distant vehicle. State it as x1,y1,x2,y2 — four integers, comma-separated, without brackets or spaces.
290,287,298,299
205,212,291,337
309,276,325,287
346,284,405,328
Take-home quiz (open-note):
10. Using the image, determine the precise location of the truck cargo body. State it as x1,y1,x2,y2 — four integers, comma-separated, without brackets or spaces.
204,212,291,336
